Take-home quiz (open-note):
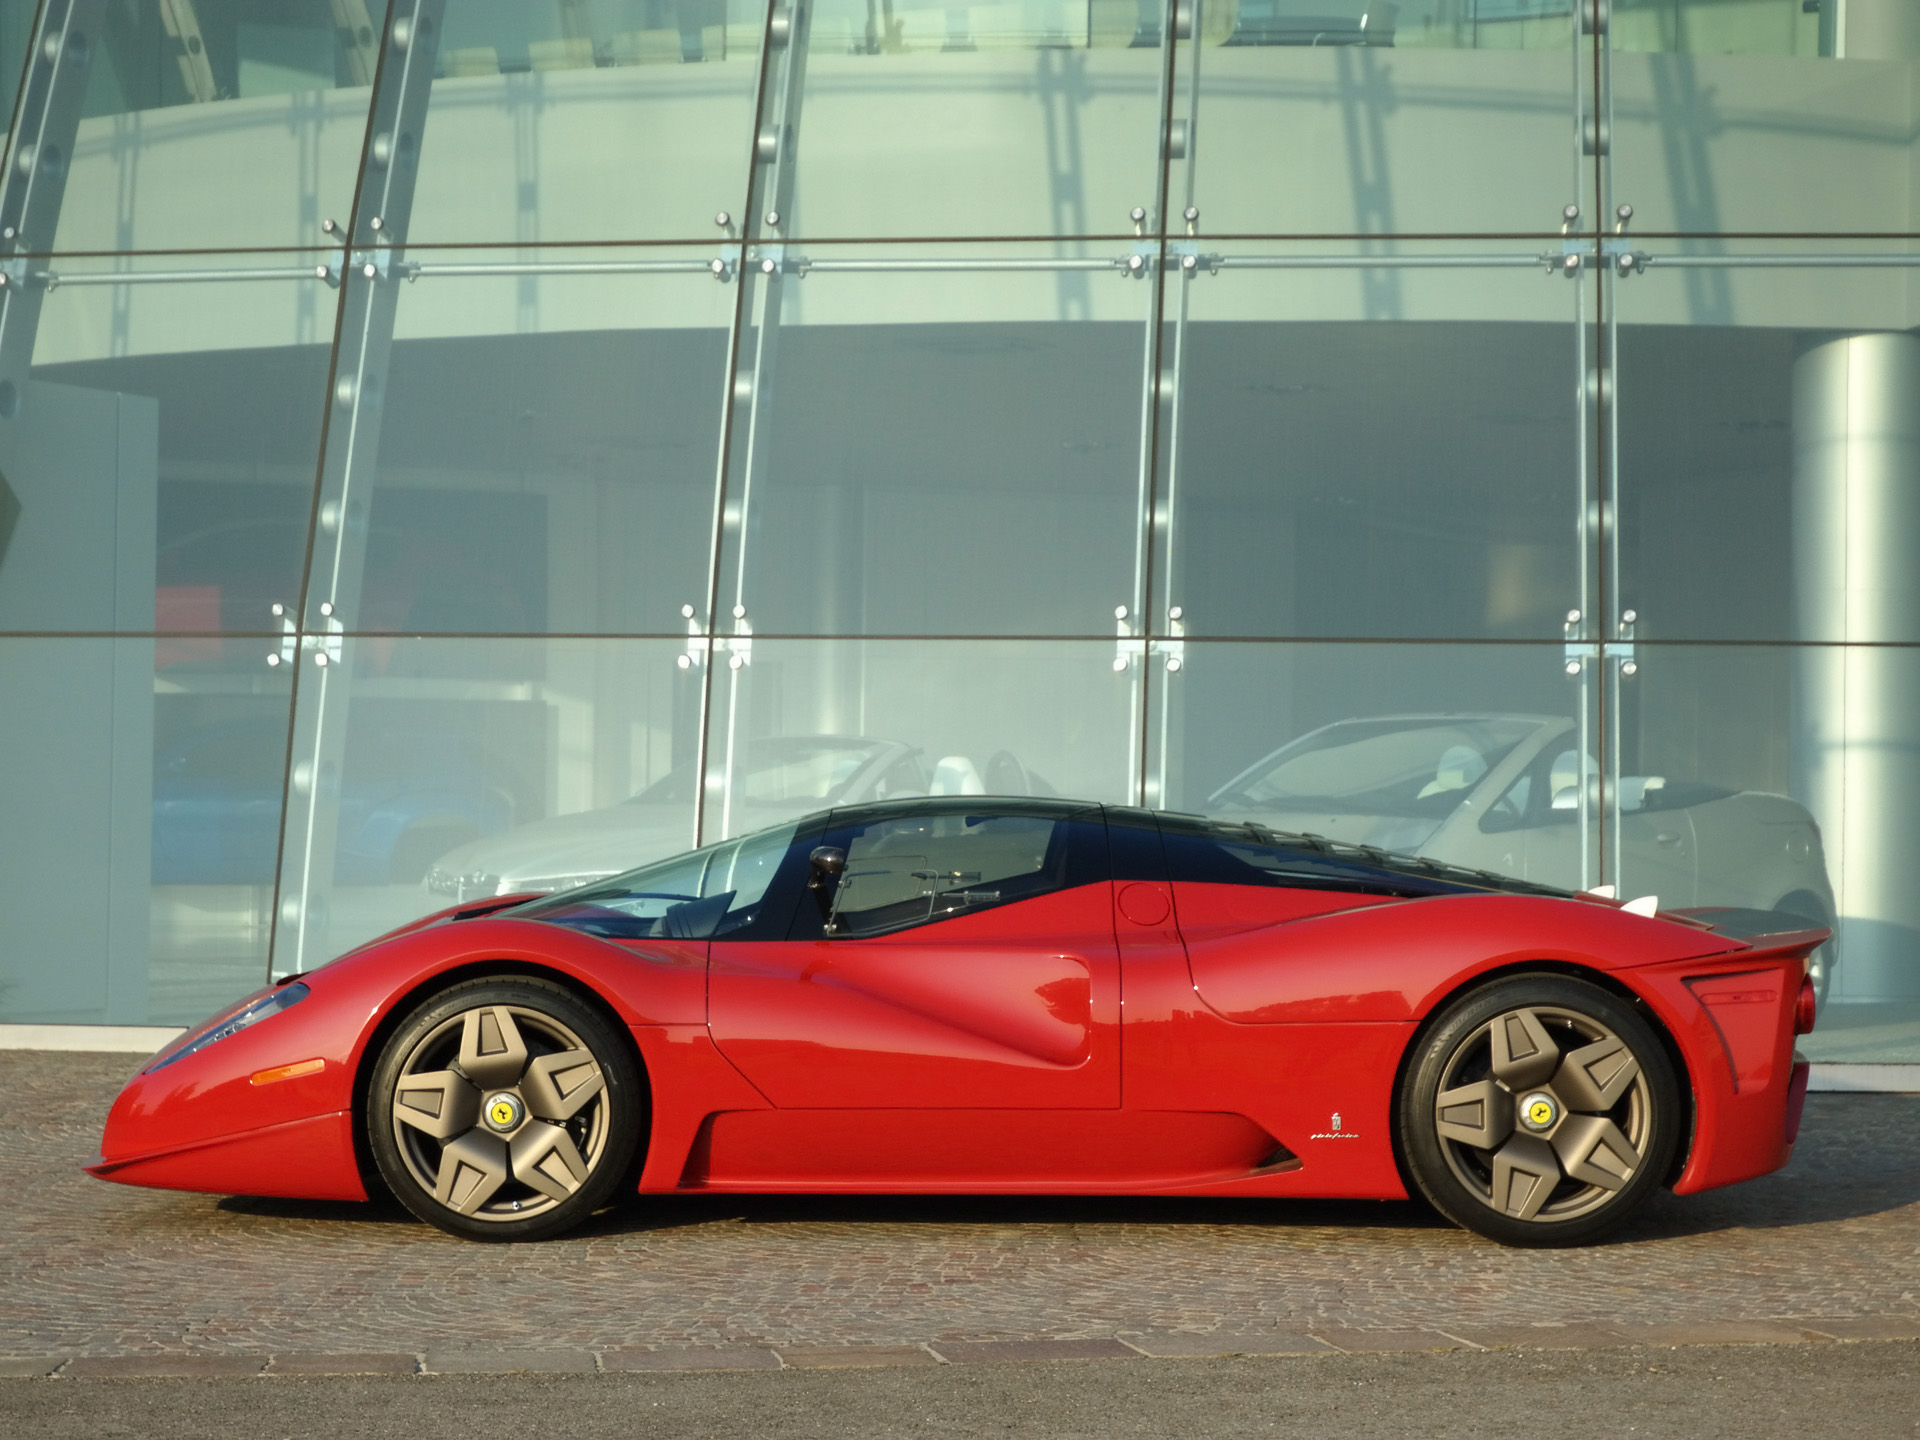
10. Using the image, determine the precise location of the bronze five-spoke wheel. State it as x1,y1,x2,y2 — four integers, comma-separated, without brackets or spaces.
368,977,643,1241
1399,975,1681,1247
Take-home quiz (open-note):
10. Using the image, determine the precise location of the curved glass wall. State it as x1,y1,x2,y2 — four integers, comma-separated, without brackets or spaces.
0,0,1915,1064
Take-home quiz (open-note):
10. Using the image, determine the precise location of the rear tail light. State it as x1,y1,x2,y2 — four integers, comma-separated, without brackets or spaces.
1793,976,1818,1035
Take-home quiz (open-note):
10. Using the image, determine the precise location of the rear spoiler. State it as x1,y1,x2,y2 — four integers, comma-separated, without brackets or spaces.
1667,906,1830,955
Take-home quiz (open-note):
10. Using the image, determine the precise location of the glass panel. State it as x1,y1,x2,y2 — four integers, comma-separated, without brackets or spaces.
771,0,1165,240
1144,641,1603,890
1612,241,1920,643
1151,239,1590,641
405,0,768,245
1178,1,1589,237
1609,13,1914,234
51,2,380,252
698,639,1136,841
344,244,738,636
0,636,292,1027
1613,0,1826,58
2,254,339,636
274,637,694,973
716,242,1154,637
0,4,32,138
1630,643,1919,1063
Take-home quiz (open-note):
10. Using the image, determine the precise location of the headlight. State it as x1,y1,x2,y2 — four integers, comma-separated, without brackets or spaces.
144,983,311,1074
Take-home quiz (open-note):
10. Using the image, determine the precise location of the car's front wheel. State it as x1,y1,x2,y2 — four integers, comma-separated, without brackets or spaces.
1398,974,1681,1247
368,976,643,1241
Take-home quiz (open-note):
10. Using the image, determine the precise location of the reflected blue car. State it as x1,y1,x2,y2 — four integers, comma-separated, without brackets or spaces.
153,718,517,887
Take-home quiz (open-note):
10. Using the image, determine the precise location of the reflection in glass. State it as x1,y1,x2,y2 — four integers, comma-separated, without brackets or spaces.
407,0,768,244
12,265,337,636
1155,255,1583,640
719,251,1151,636
54,3,380,251
776,0,1163,239
699,639,1135,841
276,638,691,967
1146,641,1601,887
1181,3,1584,235
373,251,736,634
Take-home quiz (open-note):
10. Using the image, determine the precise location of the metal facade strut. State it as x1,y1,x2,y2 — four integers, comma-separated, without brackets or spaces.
0,0,105,427
274,0,445,976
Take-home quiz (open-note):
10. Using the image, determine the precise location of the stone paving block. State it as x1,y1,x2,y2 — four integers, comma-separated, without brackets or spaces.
1122,1332,1336,1358
423,1350,596,1374
600,1347,781,1372
1791,1317,1920,1342
775,1345,940,1369
932,1340,1141,1365
266,1353,418,1376
1443,1325,1638,1351
1311,1329,1473,1353
0,1357,65,1378
1604,1321,1824,1348
61,1354,266,1378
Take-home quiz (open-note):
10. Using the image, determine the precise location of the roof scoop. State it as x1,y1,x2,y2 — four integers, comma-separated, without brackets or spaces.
1583,884,1618,899
1622,894,1660,917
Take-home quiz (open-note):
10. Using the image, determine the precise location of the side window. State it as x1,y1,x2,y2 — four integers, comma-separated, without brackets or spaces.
809,807,1100,939
1157,815,1463,897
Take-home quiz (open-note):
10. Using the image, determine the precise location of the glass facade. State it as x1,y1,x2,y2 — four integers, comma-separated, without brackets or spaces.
0,0,1916,1065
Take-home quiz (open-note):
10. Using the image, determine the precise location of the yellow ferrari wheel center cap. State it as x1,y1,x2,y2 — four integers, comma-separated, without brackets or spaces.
1518,1092,1559,1133
483,1093,526,1133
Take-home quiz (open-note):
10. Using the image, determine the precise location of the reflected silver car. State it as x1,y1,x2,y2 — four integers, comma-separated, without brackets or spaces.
1208,714,1837,998
423,735,1052,903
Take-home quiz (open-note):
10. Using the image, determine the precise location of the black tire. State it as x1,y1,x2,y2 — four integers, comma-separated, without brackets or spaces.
1397,974,1681,1248
368,976,644,1242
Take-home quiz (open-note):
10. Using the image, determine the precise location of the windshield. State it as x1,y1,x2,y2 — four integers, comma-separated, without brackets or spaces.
512,821,798,940
1211,718,1544,817
624,737,904,806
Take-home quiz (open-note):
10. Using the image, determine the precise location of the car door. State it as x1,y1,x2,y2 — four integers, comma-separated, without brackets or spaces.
707,801,1119,1111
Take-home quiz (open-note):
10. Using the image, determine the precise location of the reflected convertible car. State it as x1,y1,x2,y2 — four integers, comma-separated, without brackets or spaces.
92,798,1821,1248
422,734,1053,904
1208,715,1838,1000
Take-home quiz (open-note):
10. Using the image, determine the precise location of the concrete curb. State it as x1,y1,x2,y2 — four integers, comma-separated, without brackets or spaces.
4,1318,1914,1379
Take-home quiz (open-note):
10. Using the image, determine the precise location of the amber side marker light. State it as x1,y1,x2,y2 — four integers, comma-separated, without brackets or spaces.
1793,977,1818,1036
250,1058,326,1086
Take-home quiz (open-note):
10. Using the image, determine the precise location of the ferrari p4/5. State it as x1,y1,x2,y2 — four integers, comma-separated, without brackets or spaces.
91,799,1822,1247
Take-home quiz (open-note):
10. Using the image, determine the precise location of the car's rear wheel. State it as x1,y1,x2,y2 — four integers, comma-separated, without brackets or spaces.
1398,974,1680,1247
368,976,642,1242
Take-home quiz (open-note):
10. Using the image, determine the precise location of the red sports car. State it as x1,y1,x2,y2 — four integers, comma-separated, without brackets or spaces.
90,799,1821,1247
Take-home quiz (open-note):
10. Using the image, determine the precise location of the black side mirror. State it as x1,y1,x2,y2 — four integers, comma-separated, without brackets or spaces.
807,846,847,890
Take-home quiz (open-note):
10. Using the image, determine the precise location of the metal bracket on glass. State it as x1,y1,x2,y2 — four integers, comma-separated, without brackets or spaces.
709,256,734,283
1602,238,1646,277
724,605,752,670
264,602,343,670
1112,605,1184,673
1613,610,1638,677
1168,241,1214,278
1547,240,1589,278
352,246,393,282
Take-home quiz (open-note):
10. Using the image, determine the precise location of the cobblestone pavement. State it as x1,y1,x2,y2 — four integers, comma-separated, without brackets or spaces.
6,1052,1918,1368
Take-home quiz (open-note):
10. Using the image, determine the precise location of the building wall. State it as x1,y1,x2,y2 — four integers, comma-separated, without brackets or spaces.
0,0,1916,1061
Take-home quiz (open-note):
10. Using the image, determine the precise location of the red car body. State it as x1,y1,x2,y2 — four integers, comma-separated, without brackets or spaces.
90,802,1819,1221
